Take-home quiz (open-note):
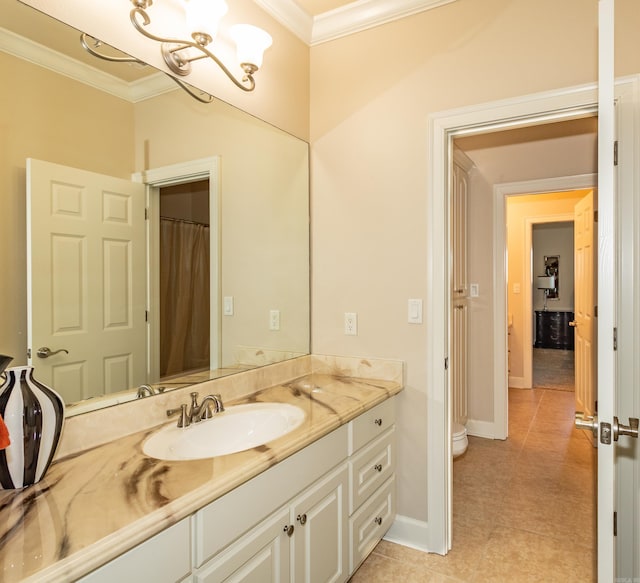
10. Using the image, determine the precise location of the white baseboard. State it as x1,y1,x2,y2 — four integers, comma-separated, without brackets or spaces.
465,419,497,439
383,514,432,553
508,375,529,389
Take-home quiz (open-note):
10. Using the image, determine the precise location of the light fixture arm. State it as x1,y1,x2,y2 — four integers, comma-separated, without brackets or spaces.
80,33,144,64
130,6,256,92
80,33,214,103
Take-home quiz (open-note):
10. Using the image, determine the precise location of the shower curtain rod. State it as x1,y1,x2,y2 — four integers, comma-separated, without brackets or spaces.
160,216,210,227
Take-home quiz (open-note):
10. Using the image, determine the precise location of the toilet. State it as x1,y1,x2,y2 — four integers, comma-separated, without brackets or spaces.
452,422,468,458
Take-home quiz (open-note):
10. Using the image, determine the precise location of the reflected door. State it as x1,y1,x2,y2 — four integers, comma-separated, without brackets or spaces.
27,159,146,403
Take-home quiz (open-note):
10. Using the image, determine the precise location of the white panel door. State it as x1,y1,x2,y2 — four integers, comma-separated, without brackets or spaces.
27,159,146,404
596,0,616,578
573,190,596,417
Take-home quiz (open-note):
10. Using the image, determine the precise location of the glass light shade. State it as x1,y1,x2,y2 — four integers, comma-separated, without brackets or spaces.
230,24,272,69
186,0,228,41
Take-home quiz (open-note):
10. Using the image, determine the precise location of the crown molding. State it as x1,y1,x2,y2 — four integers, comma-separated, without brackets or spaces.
256,0,458,46
253,0,314,44
0,27,174,103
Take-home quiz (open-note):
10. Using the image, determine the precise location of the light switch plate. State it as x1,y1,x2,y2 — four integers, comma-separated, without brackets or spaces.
408,299,423,324
223,296,234,315
470,284,479,298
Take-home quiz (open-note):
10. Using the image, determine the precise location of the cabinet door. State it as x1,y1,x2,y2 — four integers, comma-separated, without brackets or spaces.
194,507,290,583
77,519,191,583
291,464,348,583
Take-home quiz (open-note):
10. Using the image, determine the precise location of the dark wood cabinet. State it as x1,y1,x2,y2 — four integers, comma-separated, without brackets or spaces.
534,310,574,350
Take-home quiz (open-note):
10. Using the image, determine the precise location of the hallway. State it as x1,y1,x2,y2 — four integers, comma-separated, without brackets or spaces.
350,387,596,582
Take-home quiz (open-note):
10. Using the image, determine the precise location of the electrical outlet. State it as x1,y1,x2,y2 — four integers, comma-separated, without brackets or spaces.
470,284,479,298
344,312,357,335
269,309,280,331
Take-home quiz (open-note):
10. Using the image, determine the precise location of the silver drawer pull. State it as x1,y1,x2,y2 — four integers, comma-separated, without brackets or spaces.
374,517,382,526
374,418,383,426
374,464,383,472
297,513,307,525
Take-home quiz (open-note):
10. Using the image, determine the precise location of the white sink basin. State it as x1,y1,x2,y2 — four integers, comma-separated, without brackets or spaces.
143,402,305,461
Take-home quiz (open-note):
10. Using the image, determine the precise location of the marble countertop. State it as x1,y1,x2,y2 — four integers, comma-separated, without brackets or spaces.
0,372,402,582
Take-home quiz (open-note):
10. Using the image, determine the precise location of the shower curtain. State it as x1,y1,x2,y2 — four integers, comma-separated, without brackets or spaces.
160,217,210,378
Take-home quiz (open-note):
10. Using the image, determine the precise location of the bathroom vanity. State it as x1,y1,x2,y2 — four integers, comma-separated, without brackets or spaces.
0,356,402,582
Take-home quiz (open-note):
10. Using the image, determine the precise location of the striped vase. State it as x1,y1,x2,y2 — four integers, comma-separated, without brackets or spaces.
0,366,64,489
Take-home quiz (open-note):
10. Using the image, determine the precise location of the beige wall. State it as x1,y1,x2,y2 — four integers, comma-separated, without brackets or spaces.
0,52,135,364
134,92,310,366
309,0,640,525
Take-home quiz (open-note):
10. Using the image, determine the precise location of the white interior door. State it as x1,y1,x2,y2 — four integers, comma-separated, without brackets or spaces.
451,153,469,426
595,0,616,578
573,190,596,417
27,159,147,404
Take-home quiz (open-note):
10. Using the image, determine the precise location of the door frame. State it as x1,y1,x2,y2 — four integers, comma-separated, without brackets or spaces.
132,157,221,381
494,177,596,438
426,83,600,554
426,76,639,570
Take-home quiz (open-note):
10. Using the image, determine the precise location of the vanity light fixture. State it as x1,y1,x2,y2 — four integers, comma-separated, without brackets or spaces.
130,0,273,92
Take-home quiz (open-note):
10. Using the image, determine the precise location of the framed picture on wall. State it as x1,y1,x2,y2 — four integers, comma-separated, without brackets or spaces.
544,255,559,299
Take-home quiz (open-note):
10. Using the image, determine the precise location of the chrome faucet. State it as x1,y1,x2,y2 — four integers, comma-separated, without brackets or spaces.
189,392,225,423
136,384,155,398
166,392,224,427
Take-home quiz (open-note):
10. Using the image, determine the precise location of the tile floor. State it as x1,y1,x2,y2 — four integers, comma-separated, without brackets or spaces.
350,353,596,582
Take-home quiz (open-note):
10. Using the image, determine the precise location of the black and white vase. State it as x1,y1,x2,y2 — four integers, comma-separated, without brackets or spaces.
0,366,65,489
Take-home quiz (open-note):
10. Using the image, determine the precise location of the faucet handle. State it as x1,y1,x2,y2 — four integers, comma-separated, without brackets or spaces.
167,403,190,428
200,402,215,420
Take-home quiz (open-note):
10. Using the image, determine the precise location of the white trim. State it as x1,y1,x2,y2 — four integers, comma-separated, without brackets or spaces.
428,82,600,555
132,157,221,379
253,0,314,44
384,515,430,552
255,0,459,45
0,26,175,102
310,0,457,45
465,419,495,439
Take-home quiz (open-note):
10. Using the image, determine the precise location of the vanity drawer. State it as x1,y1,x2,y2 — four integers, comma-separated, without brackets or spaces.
349,476,395,574
349,427,395,514
348,398,395,455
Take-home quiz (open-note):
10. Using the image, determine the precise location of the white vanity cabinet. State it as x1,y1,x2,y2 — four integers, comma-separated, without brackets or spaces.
347,398,396,573
77,518,192,583
196,464,348,583
77,397,396,583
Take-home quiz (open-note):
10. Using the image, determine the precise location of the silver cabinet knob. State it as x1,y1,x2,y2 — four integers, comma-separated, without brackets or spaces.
36,347,69,359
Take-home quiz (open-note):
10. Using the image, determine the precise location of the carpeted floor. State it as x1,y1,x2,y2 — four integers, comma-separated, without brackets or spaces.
532,348,575,391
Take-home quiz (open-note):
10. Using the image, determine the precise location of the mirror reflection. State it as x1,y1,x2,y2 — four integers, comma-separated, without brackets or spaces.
1,0,310,416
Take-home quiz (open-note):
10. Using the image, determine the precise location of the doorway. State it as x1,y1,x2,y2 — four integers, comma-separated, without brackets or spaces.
448,127,598,579
134,156,221,384
158,179,211,379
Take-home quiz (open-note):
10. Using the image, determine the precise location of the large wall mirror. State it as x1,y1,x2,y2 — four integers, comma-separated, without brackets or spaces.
0,0,310,416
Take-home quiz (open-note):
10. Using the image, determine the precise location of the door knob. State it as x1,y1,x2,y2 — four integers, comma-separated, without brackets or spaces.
569,321,577,327
613,416,639,441
575,411,598,438
36,347,69,359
